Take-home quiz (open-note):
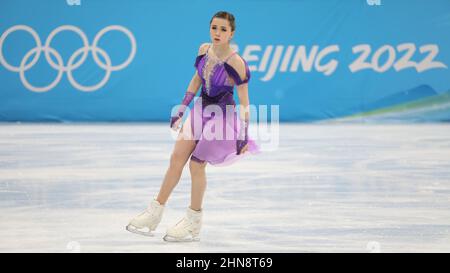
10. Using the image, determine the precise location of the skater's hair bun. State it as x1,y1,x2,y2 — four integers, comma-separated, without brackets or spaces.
210,11,236,32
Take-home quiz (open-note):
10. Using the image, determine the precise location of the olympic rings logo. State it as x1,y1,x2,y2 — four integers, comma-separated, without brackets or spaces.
0,25,136,92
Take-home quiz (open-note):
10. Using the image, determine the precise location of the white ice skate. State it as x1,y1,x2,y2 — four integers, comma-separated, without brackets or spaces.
126,199,165,237
163,207,202,242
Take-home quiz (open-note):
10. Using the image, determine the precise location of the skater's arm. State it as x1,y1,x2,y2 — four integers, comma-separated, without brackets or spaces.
232,55,251,122
187,72,201,96
232,57,251,154
237,84,250,121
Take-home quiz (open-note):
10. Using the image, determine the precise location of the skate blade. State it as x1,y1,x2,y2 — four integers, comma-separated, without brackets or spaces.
163,234,200,242
126,225,155,237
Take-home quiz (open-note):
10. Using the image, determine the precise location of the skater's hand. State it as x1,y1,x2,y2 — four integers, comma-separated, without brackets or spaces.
236,140,248,155
170,114,182,131
236,118,249,155
170,91,194,131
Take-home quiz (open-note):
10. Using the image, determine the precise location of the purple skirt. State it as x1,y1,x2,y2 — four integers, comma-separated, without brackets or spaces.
183,93,260,166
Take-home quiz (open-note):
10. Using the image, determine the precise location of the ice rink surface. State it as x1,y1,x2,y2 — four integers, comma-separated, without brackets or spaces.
0,123,449,253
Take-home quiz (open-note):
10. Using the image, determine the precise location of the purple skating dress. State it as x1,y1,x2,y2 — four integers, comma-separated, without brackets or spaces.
186,44,260,166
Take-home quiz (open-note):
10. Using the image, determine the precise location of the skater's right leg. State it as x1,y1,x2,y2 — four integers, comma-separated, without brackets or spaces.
156,121,197,205
127,119,196,236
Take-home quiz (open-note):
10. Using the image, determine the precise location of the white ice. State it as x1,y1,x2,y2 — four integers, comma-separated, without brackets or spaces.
0,123,449,252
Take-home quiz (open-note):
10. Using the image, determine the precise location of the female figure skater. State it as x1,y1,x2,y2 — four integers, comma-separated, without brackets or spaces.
126,11,259,242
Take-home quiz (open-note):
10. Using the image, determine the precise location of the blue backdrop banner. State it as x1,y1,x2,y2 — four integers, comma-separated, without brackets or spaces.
1,0,449,122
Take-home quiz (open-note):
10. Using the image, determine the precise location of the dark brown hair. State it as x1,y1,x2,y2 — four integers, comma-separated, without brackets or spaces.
210,11,236,32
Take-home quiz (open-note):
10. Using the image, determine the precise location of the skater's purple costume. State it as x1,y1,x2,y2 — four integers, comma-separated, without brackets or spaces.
186,44,260,166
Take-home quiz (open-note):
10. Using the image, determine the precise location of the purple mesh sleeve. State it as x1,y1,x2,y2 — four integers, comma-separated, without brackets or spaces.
170,91,195,128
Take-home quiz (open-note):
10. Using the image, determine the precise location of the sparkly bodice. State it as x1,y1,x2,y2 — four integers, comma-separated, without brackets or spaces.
194,44,251,100
201,49,235,95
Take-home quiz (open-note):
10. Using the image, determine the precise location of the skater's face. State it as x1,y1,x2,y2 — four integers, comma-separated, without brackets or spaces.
210,17,234,45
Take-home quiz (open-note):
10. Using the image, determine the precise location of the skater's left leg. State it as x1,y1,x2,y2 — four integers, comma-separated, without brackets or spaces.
189,159,207,211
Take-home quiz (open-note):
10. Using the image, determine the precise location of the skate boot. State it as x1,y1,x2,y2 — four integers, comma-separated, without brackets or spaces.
126,199,165,236
163,207,202,242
